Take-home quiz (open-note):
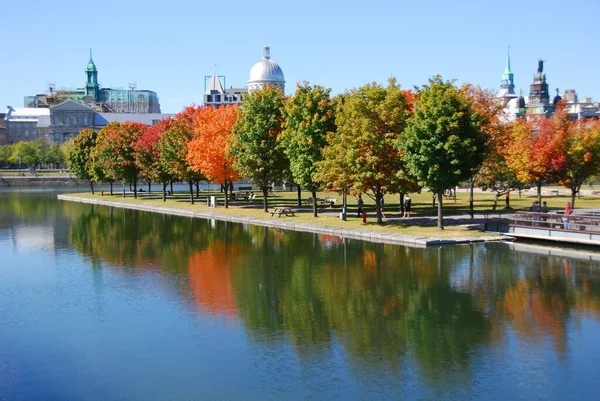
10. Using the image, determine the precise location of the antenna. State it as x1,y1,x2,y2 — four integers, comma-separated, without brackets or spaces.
128,83,137,113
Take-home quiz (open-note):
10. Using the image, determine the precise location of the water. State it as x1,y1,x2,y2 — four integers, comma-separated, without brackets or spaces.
1,189,600,400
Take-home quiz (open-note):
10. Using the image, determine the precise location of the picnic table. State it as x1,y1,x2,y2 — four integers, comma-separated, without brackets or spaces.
270,207,295,217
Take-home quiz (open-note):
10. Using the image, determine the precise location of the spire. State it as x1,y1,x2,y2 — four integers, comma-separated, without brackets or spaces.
89,48,93,61
499,46,516,99
504,46,512,75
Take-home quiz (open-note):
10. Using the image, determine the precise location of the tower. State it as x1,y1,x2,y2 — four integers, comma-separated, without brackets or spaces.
527,59,550,114
498,47,517,104
85,49,99,100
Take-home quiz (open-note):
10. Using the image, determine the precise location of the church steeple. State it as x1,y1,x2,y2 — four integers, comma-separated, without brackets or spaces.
85,48,99,100
498,47,516,103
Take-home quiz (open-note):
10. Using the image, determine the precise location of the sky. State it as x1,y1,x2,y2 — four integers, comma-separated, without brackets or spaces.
1,0,598,114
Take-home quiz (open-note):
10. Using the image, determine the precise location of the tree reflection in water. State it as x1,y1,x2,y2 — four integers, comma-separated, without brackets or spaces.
65,203,600,381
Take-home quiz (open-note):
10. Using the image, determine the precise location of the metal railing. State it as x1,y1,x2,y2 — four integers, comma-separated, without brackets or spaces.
511,211,600,233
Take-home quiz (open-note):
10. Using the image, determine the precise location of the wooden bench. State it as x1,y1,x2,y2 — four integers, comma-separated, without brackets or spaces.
270,207,295,217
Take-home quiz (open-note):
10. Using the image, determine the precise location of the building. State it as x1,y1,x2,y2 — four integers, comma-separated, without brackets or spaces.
247,46,285,93
5,100,173,144
500,55,599,121
203,75,246,107
4,107,51,144
202,45,285,106
0,114,7,145
25,50,161,113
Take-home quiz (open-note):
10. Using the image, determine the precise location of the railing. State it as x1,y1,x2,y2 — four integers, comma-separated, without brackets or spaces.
511,211,600,233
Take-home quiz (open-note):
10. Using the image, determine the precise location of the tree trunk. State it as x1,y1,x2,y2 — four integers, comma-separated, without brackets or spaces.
376,189,383,225
162,181,167,202
224,180,229,209
342,191,347,221
536,181,542,204
297,185,302,207
196,181,200,197
492,194,498,211
399,192,405,214
110,182,113,196
312,191,318,217
469,178,474,219
262,187,269,212
188,181,194,205
148,180,151,193
571,187,577,209
90,181,95,195
170,180,174,195
133,175,137,199
437,191,444,230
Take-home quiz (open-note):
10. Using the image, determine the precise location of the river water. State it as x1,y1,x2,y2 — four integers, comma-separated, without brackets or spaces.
1,189,600,400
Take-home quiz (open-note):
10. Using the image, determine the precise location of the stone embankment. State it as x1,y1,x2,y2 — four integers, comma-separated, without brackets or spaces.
58,194,509,247
0,175,86,187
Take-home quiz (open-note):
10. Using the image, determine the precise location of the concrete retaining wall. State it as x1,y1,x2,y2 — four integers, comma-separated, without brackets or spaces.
58,194,507,248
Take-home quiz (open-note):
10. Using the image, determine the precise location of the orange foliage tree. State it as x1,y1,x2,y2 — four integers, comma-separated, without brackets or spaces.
187,105,239,208
504,114,567,203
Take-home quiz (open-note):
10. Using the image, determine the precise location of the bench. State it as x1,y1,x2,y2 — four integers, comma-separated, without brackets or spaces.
270,207,295,217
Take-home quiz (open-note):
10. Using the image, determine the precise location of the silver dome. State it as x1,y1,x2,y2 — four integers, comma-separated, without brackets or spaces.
248,46,285,89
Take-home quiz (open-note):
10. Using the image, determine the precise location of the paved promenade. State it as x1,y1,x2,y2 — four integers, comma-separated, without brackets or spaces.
58,194,509,247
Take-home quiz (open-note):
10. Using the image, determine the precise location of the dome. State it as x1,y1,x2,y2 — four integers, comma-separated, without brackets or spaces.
247,46,285,92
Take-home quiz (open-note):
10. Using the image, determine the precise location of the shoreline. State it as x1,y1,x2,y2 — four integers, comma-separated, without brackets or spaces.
57,194,510,247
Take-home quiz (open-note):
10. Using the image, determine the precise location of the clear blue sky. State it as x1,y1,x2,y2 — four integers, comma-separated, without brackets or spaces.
2,0,598,113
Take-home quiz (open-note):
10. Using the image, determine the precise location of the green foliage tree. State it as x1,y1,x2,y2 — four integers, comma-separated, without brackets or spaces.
44,143,63,167
400,76,487,229
9,139,49,169
281,82,336,217
315,78,415,224
64,128,97,193
230,85,288,212
0,145,12,165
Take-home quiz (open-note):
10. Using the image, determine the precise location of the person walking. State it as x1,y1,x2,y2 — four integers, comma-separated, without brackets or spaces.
562,201,573,230
357,195,364,217
379,196,386,219
404,194,412,218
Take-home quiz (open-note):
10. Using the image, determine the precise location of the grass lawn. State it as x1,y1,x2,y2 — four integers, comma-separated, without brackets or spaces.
69,188,597,239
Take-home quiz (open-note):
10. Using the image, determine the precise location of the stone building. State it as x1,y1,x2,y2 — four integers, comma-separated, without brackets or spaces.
5,100,173,145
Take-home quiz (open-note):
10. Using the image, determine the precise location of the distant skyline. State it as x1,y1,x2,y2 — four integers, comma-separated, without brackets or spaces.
2,0,598,113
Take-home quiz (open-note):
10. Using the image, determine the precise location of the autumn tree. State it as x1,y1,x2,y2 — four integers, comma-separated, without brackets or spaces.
229,85,288,212
469,87,518,213
504,115,566,203
556,117,600,208
158,107,205,204
280,82,336,217
64,128,97,194
400,76,487,229
92,121,147,198
188,105,239,208
316,79,414,224
134,119,173,201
